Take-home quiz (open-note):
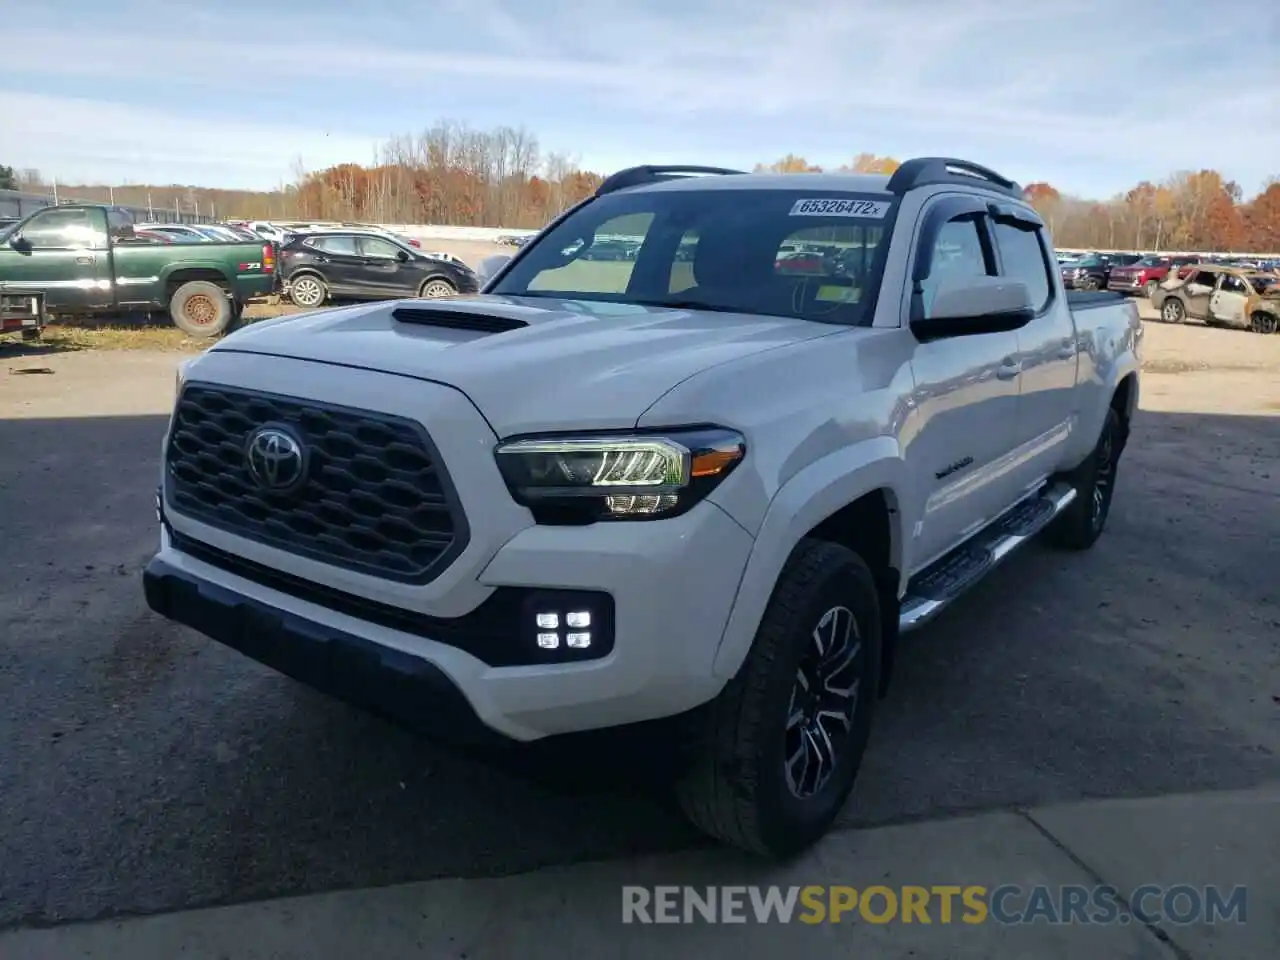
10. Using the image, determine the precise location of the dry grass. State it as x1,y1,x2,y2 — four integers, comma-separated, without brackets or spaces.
31,300,304,353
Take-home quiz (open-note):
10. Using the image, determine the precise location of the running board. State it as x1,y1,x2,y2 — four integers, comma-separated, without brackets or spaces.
898,483,1077,633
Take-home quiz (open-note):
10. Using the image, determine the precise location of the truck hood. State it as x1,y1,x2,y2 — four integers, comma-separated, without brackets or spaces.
212,295,837,435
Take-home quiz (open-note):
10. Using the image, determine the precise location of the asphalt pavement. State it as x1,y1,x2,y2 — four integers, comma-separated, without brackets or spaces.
1,334,1277,932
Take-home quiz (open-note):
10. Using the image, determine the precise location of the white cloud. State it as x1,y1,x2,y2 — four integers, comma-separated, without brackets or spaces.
2,0,1277,195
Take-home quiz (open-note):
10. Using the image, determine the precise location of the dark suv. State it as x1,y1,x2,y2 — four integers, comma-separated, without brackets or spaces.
280,231,479,309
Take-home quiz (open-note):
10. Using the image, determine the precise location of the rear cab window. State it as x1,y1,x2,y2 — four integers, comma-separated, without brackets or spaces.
992,219,1053,312
491,187,899,325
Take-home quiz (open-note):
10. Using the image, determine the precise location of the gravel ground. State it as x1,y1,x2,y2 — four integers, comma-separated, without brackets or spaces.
0,312,1277,929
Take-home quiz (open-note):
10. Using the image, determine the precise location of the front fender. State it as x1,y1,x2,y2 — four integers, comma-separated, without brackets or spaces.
711,436,906,679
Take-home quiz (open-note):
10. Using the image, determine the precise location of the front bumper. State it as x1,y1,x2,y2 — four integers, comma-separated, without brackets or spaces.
144,554,508,747
147,498,754,742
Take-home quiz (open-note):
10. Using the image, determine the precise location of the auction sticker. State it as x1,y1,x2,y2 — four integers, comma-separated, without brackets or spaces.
789,198,890,218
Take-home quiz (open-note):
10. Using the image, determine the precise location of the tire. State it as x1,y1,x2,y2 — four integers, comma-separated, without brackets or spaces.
419,277,457,299
676,539,882,857
1160,297,1186,324
288,273,327,309
1144,279,1159,300
1045,407,1123,551
1081,277,1099,291
169,280,233,338
1250,311,1278,335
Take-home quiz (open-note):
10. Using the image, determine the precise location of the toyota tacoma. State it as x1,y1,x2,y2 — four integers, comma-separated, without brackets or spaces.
144,158,1142,856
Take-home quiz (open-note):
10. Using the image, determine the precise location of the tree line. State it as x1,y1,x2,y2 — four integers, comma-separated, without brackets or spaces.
6,121,1279,252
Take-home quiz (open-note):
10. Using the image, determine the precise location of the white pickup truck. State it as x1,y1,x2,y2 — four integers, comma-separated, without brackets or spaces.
144,158,1142,857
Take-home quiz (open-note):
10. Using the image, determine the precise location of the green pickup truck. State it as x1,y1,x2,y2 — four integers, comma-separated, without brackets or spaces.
0,204,276,337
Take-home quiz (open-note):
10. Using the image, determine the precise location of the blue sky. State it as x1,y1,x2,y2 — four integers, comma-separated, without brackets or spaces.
2,0,1277,200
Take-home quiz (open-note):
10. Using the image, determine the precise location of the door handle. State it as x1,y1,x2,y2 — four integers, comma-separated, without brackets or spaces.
996,359,1021,381
75,256,95,265
314,256,329,263
1056,339,1076,359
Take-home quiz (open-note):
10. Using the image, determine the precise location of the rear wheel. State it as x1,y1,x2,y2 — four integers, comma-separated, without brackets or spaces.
288,274,327,309
1161,298,1186,324
169,281,233,338
1046,407,1123,551
676,539,881,857
419,278,457,299
1250,311,1278,335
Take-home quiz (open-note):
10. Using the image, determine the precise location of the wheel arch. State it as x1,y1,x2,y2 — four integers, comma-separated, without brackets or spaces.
712,437,907,690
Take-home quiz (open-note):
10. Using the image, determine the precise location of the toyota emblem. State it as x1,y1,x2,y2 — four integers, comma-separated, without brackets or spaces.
244,425,307,492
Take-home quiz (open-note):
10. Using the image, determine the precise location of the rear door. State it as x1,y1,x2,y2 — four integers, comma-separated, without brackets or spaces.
1,207,113,310
1208,273,1250,326
992,207,1077,489
307,235,364,295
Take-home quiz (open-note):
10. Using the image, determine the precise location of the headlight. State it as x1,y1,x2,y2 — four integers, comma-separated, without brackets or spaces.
495,427,746,522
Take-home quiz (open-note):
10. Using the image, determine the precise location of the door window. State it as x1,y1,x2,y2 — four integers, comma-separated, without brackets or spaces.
19,207,107,249
919,216,992,314
1189,270,1218,287
1219,275,1248,294
358,237,402,259
992,220,1053,312
311,235,359,255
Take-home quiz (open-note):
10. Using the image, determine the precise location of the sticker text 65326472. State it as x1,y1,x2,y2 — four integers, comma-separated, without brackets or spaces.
789,198,891,218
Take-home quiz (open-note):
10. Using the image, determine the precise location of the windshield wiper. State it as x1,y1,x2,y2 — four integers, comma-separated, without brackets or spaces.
627,297,744,314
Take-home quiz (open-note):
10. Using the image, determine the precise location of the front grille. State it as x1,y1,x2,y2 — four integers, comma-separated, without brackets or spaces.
165,384,468,583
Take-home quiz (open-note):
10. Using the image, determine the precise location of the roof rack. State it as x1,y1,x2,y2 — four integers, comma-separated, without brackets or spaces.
595,165,746,197
886,157,1022,200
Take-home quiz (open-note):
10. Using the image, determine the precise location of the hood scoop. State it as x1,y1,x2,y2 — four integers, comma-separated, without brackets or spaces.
391,306,527,334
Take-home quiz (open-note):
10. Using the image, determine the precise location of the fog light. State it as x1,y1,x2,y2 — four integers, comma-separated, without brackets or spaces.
536,632,560,649
536,613,559,629
566,632,591,649
566,611,591,628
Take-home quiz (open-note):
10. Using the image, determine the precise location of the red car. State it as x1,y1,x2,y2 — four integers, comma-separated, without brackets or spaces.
1107,255,1198,298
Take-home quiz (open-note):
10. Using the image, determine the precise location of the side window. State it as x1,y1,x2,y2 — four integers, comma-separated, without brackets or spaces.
20,208,107,250
919,215,992,308
312,236,359,256
359,237,401,259
992,220,1052,312
1190,270,1217,287
529,212,654,294
1219,275,1246,294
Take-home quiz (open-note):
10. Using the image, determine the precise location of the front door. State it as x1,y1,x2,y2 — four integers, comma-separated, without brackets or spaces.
905,207,1023,571
1180,269,1220,321
1208,274,1250,326
355,236,412,297
0,207,113,311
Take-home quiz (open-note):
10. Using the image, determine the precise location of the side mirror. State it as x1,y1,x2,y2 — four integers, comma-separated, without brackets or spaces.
911,276,1034,341
477,254,512,288
9,235,32,253
396,249,410,262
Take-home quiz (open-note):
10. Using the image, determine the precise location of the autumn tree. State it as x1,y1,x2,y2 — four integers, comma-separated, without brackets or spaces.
0,165,16,190
846,154,900,174
755,155,822,173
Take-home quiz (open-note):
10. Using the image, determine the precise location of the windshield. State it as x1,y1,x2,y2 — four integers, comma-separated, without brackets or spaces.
490,187,897,325
1134,256,1167,267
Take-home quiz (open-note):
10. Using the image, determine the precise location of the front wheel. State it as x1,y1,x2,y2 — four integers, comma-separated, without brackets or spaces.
1045,407,1123,551
169,280,233,338
419,278,457,299
1161,298,1186,324
1250,311,1278,335
677,539,881,857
